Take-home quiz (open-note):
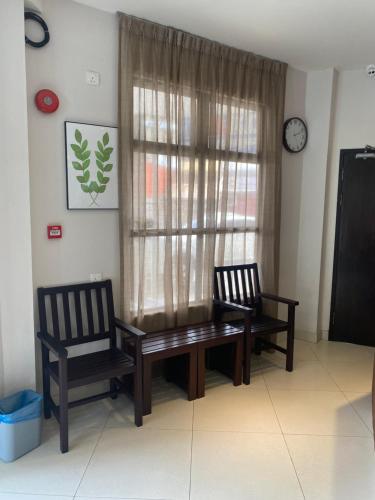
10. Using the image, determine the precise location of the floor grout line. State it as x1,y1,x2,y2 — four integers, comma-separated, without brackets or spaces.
72,409,112,499
188,401,195,500
264,365,306,500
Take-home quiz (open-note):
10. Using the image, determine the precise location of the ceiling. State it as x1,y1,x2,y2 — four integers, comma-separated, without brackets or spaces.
74,0,375,71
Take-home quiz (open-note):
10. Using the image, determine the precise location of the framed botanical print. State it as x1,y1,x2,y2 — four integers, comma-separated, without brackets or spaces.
65,121,118,209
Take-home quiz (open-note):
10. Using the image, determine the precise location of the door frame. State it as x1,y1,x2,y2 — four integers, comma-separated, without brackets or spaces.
329,148,365,341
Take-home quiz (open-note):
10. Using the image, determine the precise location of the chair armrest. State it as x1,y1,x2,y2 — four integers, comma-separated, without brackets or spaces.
115,318,147,338
213,299,254,315
261,293,299,306
37,331,68,358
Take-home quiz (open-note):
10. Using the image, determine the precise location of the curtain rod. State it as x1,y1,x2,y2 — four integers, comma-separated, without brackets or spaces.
117,11,287,68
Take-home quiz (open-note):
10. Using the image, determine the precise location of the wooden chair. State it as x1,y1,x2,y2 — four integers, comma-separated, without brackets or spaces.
37,280,143,453
213,263,299,384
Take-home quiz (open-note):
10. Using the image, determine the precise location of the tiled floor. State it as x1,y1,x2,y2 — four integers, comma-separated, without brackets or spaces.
0,339,374,500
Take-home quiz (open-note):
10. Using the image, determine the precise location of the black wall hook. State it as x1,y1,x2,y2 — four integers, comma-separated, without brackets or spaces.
25,12,50,48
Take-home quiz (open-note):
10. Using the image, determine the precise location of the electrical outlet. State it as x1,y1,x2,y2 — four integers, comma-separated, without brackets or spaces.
90,273,103,282
86,70,100,86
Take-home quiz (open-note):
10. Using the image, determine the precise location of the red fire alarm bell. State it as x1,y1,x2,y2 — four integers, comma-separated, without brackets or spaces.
35,89,59,113
47,225,62,239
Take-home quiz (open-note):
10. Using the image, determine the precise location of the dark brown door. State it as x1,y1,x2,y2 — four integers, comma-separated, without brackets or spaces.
330,148,375,346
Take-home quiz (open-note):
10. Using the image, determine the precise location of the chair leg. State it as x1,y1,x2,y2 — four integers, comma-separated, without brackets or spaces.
243,335,254,385
143,359,152,416
254,338,262,356
58,357,69,453
134,363,143,427
110,378,118,399
187,349,197,401
197,348,206,398
286,326,294,372
41,344,51,419
286,305,295,372
233,336,243,386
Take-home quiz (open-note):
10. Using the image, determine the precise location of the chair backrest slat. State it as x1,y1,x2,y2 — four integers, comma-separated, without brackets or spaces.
38,280,114,346
50,294,60,339
233,270,241,304
214,263,262,313
74,290,84,338
226,270,234,302
247,267,255,304
85,289,95,337
62,292,72,341
96,288,105,332
219,271,227,301
240,268,248,304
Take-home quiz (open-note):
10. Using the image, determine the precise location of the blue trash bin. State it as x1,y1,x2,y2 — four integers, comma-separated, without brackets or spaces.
0,390,43,462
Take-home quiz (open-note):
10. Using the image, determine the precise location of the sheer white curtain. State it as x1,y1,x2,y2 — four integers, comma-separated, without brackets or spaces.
118,15,287,330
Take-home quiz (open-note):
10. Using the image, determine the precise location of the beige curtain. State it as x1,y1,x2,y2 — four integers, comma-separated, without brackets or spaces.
118,14,287,330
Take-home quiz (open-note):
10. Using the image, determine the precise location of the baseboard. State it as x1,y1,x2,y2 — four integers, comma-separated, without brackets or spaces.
321,329,329,341
295,329,318,343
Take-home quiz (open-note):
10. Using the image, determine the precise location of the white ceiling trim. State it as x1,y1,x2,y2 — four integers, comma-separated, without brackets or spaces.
74,0,375,71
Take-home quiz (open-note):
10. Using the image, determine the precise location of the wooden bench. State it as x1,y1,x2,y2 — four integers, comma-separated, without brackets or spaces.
136,321,244,415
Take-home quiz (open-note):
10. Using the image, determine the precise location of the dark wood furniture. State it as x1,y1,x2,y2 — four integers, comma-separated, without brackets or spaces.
37,280,143,453
213,263,299,384
140,322,243,414
193,323,243,398
141,326,198,415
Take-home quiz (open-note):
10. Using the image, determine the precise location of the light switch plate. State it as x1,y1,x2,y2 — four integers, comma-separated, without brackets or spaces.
90,273,103,282
86,70,100,86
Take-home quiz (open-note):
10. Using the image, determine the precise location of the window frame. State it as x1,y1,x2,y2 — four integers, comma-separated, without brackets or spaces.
131,84,260,239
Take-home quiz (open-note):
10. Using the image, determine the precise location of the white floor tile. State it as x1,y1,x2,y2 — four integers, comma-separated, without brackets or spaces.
325,360,373,392
312,340,374,366
76,427,191,500
190,431,304,500
0,428,100,496
286,434,375,500
262,360,339,391
270,390,371,436
194,383,280,433
43,399,111,436
344,392,374,433
204,367,267,391
0,495,72,500
273,338,319,362
106,378,194,430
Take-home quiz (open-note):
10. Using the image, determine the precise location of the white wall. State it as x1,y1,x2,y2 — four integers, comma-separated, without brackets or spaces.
26,0,119,318
280,68,337,342
295,69,336,341
319,69,375,337
0,0,35,396
279,67,306,309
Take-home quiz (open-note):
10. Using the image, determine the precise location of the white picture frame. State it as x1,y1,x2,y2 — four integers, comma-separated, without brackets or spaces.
65,121,119,210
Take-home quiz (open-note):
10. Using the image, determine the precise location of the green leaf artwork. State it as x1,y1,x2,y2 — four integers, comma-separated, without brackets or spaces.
70,129,115,207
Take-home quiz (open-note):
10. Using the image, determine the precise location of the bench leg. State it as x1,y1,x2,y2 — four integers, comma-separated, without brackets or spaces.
143,359,152,416
233,336,243,386
59,357,69,454
197,348,206,398
188,349,197,401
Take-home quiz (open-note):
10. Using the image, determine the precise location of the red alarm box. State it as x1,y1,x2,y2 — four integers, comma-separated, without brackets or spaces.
47,225,62,239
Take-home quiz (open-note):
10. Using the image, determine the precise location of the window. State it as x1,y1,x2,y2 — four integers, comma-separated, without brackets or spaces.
132,85,258,311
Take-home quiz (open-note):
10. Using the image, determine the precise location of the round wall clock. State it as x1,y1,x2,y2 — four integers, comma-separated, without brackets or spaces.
283,117,308,153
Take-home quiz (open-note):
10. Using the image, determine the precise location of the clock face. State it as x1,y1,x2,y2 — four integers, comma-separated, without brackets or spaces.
283,118,307,153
